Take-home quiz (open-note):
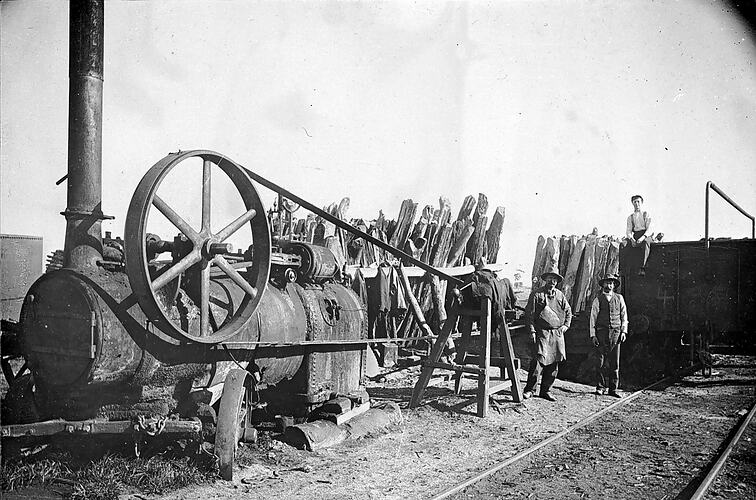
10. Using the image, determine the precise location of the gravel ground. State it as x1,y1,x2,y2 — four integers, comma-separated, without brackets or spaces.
703,388,756,500
453,357,756,500
149,355,756,500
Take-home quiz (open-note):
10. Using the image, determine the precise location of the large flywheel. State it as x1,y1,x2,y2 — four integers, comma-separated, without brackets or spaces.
125,150,271,344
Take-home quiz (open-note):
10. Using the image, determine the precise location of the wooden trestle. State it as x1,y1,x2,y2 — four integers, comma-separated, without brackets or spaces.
410,297,522,417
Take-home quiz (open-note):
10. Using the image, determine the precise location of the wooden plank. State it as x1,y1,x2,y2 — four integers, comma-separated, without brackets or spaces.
465,193,489,267
563,237,586,309
396,263,435,339
465,215,488,268
484,206,506,264
421,222,438,264
487,379,512,396
533,236,559,287
320,397,353,414
477,298,492,418
388,199,417,250
472,193,488,226
409,302,461,408
605,240,620,276
499,321,523,402
331,402,371,425
431,224,454,268
531,235,546,284
558,235,571,279
430,362,485,375
447,222,474,267
438,197,452,227
574,236,597,312
410,205,432,242
429,274,447,335
588,238,610,305
453,311,474,395
456,195,476,221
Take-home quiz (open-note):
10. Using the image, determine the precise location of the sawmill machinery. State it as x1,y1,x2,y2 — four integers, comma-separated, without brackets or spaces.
0,0,462,480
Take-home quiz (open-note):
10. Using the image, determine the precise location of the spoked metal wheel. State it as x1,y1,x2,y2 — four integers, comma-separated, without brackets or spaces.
125,150,271,344
215,369,251,481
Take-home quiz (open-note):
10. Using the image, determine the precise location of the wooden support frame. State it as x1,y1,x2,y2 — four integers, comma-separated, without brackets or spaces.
409,297,522,417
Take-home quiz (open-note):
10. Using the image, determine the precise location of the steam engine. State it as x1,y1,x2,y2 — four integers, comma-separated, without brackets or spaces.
0,3,377,481
16,226,367,424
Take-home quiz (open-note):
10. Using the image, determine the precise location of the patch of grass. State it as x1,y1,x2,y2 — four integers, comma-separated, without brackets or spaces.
0,452,72,491
1,443,218,499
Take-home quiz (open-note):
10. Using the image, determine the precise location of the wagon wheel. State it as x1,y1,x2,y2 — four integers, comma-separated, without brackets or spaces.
215,369,250,481
125,150,271,344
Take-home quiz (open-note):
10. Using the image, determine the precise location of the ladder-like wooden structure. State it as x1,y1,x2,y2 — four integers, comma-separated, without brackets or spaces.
409,297,522,417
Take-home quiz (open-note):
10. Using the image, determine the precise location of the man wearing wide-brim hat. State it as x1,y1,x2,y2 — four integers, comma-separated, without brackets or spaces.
523,266,573,402
589,273,629,397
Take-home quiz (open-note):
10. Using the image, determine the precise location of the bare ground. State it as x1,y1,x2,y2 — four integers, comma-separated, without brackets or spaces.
453,358,756,499
143,355,755,500
4,355,753,499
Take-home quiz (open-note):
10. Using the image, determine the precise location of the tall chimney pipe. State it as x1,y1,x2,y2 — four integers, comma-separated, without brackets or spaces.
63,0,108,270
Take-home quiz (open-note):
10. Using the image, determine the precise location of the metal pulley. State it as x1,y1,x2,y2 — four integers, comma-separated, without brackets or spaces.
124,150,271,344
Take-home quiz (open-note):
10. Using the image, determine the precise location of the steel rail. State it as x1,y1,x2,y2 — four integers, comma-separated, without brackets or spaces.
430,366,700,500
689,397,756,500
239,164,464,285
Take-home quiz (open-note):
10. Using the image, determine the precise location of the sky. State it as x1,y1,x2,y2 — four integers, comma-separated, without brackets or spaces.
1,0,755,281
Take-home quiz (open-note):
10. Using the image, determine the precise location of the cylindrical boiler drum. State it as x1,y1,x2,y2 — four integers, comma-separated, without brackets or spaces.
20,269,146,418
262,281,367,416
205,277,307,388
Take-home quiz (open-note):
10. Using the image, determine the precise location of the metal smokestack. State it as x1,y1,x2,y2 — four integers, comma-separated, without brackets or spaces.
63,0,107,270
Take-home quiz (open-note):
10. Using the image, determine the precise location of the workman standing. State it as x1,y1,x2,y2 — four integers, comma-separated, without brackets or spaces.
523,267,572,402
624,194,652,276
589,273,629,398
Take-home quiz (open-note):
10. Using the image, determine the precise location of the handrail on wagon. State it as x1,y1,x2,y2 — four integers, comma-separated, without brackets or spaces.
705,181,755,249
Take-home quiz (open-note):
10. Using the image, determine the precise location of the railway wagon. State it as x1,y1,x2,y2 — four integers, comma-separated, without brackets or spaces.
561,184,756,385
622,237,756,353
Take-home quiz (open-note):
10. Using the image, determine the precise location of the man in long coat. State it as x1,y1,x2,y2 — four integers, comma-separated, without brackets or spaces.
523,267,573,401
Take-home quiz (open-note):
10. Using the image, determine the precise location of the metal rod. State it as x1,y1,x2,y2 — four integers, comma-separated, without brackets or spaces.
690,398,756,500
705,181,755,249
240,165,463,285
221,336,437,348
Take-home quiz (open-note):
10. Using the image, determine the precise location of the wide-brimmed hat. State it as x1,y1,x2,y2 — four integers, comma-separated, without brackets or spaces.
541,266,563,284
599,273,621,288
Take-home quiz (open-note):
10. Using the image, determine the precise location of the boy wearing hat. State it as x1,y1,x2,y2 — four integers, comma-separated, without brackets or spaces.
589,274,628,397
523,267,573,401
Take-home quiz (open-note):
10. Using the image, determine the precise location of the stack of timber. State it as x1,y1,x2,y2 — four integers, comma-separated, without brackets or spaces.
272,193,504,271
531,234,621,314
270,193,507,346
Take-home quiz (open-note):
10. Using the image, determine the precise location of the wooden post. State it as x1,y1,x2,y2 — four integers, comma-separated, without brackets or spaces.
409,301,460,409
500,321,523,402
477,298,491,417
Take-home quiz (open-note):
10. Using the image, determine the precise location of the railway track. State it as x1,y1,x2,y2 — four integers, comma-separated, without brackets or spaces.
436,360,756,500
